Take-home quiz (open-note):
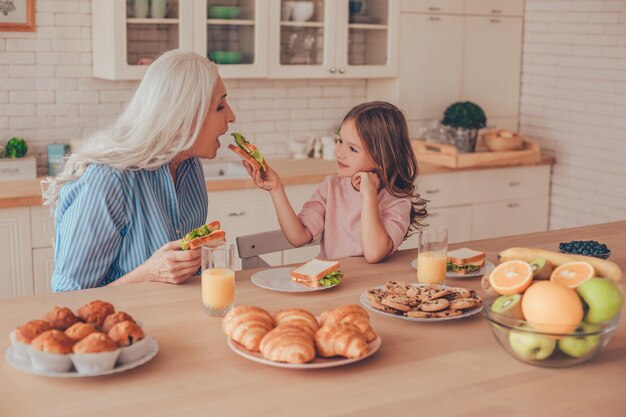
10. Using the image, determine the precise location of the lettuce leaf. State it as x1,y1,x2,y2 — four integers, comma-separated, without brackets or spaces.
446,261,480,272
319,270,343,287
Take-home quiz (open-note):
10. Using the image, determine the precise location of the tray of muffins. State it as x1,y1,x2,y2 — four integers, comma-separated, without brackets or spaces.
6,300,158,377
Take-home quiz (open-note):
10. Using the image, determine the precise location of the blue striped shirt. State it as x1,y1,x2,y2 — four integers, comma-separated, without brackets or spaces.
51,158,208,292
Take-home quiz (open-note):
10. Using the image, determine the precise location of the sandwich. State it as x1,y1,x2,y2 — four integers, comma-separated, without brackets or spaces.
446,247,486,274
228,132,268,171
290,259,343,288
180,220,225,250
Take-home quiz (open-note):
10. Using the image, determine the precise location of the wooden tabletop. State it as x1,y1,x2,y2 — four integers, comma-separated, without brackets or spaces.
1,221,623,417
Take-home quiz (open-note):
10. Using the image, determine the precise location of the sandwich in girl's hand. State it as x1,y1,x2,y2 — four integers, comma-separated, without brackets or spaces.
290,259,343,288
228,132,268,171
180,220,225,250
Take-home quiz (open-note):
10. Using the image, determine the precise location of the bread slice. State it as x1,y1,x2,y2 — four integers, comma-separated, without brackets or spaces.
447,247,485,265
290,259,340,285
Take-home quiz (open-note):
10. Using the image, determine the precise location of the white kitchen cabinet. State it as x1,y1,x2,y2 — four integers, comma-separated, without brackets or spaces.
464,0,524,17
268,0,399,79
472,197,550,240
0,208,34,299
33,248,55,295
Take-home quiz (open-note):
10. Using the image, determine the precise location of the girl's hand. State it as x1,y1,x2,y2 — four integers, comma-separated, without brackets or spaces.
142,241,201,284
242,160,282,192
352,171,380,197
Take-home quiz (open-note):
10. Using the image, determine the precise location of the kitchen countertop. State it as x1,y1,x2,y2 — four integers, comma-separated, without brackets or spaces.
0,221,623,416
0,157,555,209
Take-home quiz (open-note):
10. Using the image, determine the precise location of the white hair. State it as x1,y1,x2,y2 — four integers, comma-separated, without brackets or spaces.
42,49,219,209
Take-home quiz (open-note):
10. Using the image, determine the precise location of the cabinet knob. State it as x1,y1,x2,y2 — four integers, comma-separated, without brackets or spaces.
424,189,440,194
491,9,502,14
329,67,337,74
428,6,440,11
490,18,502,23
228,211,246,216
507,203,520,208
338,68,345,74
429,16,441,22
508,181,521,186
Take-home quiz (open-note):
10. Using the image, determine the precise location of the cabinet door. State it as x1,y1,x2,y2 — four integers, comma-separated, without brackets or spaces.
462,16,522,118
33,248,54,295
0,208,33,298
399,204,473,250
208,189,280,270
195,0,268,78
464,0,524,17
30,205,55,249
397,13,464,121
400,0,464,14
92,0,195,80
472,197,549,240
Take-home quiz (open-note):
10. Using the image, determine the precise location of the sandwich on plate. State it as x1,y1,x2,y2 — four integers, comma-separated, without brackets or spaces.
228,132,268,171
446,247,486,274
180,220,225,250
290,259,343,288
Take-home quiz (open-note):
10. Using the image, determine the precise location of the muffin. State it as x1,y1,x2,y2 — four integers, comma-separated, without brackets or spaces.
65,322,97,342
15,320,52,344
28,330,74,372
108,321,148,364
101,311,135,333
70,332,120,374
43,306,79,330
76,300,115,328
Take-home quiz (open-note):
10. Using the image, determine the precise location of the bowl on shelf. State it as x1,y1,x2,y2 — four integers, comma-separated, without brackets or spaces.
483,298,620,368
482,130,523,152
207,6,241,19
209,51,242,65
290,1,314,22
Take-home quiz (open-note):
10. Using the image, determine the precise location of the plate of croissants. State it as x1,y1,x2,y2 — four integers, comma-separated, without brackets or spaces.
6,300,158,377
222,304,381,369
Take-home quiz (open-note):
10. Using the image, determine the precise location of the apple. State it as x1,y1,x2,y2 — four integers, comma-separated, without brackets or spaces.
558,323,601,358
577,278,623,324
508,326,556,361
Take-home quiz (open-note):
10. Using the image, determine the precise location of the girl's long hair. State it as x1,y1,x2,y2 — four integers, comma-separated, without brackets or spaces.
343,101,428,238
42,50,219,210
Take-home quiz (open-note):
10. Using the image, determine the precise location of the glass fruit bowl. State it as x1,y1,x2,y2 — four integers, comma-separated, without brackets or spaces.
483,297,620,368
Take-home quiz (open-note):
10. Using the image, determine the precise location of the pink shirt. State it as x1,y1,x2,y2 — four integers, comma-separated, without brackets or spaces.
297,176,412,260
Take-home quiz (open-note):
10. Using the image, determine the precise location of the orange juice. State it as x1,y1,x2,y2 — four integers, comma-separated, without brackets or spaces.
417,251,447,284
202,268,235,309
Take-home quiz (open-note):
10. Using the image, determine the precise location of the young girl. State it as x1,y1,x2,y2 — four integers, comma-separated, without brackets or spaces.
243,101,427,263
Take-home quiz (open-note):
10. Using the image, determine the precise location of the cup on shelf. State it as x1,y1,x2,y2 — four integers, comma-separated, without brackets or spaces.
132,0,149,18
150,0,169,19
281,1,295,21
291,1,314,22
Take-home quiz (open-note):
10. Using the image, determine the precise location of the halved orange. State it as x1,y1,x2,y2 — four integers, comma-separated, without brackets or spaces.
488,260,534,296
550,261,594,289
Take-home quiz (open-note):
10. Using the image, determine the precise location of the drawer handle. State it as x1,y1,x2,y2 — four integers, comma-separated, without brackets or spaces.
429,16,441,21
424,189,440,194
429,7,440,11
490,18,501,23
228,211,246,216
508,181,521,186
491,9,502,14
507,203,520,208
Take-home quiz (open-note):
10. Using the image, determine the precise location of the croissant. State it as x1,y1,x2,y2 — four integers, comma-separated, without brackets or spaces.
222,306,274,352
273,308,319,336
259,326,316,364
315,323,368,359
319,305,377,342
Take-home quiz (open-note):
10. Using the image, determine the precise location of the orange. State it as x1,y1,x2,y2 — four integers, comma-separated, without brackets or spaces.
521,281,584,335
488,260,533,296
550,261,594,289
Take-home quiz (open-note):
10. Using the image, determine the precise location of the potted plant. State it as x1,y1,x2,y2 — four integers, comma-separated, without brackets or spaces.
441,101,487,153
0,137,36,181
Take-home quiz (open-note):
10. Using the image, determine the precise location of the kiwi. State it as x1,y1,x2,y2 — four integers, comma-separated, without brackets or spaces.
530,257,553,280
491,294,524,320
481,273,499,298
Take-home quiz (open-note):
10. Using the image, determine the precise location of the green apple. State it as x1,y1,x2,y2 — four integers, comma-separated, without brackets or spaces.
577,278,623,324
558,323,601,358
508,326,556,360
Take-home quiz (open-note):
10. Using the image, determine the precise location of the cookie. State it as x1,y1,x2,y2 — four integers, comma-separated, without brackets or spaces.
447,287,472,299
449,297,483,310
420,298,450,312
366,288,386,303
381,296,413,312
405,309,463,319
370,299,402,314
384,281,410,296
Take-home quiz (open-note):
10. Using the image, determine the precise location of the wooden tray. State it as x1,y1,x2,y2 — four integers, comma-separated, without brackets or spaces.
411,140,541,169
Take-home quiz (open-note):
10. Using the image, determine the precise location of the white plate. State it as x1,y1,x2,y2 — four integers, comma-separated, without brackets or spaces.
4,336,159,378
360,284,483,323
250,267,338,293
410,259,496,279
227,336,381,369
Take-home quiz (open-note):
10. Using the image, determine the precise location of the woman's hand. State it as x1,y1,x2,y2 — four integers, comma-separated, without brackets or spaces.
142,241,201,284
351,171,380,198
242,160,282,192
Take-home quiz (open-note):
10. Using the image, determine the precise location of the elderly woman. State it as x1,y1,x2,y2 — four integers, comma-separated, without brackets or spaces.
43,50,236,291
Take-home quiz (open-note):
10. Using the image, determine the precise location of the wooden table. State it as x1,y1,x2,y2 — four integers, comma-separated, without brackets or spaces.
1,222,624,417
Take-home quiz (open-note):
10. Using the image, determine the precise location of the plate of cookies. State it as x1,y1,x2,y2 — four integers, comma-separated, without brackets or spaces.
360,281,483,322
6,300,158,377
223,305,380,369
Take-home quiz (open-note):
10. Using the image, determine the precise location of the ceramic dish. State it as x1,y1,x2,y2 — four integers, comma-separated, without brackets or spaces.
251,267,338,293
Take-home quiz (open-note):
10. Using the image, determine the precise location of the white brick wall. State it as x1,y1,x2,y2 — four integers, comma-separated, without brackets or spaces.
520,0,626,230
0,0,365,173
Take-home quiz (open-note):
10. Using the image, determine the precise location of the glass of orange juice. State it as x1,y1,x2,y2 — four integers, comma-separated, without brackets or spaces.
201,243,235,317
416,226,448,285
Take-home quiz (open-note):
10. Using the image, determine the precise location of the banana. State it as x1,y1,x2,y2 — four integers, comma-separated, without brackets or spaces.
498,247,622,282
